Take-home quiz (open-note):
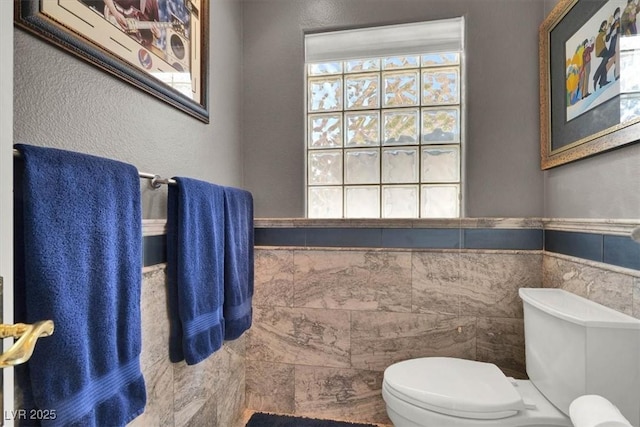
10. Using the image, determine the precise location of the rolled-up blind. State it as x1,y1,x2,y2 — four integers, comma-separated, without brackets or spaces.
305,17,464,63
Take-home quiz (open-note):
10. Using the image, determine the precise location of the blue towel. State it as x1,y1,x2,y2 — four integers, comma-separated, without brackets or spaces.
13,144,146,427
222,187,254,340
167,177,225,365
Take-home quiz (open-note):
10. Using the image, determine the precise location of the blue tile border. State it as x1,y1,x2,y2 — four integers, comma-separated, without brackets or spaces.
544,230,640,271
306,228,382,247
464,229,543,250
142,225,638,271
254,227,542,251
544,230,603,263
603,235,640,271
381,228,460,249
143,235,167,267
254,228,306,247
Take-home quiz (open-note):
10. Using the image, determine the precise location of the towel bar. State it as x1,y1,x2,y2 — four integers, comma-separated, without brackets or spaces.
0,320,55,368
12,148,176,187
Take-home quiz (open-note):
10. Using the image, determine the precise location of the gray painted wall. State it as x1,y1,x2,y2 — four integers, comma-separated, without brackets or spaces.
544,144,640,218
242,0,546,218
14,0,636,220
2,1,15,415
14,0,243,219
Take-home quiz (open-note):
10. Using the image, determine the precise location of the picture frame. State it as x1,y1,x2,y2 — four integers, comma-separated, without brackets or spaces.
15,0,209,123
539,0,640,169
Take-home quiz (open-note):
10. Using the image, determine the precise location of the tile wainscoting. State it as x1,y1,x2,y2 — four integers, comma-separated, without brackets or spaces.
247,247,537,424
542,219,640,317
247,218,639,425
544,219,640,271
128,264,247,427
133,218,639,426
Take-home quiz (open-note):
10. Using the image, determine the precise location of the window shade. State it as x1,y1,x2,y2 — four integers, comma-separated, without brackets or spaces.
305,17,464,63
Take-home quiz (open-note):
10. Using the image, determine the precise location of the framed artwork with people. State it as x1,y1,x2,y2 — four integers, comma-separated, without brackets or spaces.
540,0,640,169
15,0,209,123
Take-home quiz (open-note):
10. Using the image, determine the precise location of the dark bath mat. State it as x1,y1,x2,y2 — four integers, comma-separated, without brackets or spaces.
246,412,378,427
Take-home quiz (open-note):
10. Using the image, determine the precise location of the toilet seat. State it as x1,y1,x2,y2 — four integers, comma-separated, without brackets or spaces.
383,357,526,420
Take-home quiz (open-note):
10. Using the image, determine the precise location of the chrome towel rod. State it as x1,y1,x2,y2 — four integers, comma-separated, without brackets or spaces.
12,148,176,188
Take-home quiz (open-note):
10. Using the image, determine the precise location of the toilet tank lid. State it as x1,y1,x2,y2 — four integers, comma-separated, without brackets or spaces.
519,288,640,329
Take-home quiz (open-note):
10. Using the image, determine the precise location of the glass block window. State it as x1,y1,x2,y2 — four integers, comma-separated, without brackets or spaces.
304,18,464,218
306,52,462,218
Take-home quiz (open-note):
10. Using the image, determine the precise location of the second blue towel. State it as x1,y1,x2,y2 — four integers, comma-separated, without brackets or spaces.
223,187,254,340
167,177,225,365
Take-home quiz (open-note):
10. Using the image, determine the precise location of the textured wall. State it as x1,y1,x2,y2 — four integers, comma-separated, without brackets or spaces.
13,0,244,219
242,0,546,218
543,144,640,218
247,247,537,424
1,2,13,413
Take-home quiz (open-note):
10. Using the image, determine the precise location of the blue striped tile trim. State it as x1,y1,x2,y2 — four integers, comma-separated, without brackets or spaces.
544,230,603,263
545,230,640,270
603,235,640,271
464,229,543,250
254,228,306,246
148,226,637,270
306,228,381,247
382,228,460,249
143,235,166,266
254,227,542,250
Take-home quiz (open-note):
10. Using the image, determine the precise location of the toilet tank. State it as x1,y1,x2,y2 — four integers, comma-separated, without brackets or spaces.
520,288,640,426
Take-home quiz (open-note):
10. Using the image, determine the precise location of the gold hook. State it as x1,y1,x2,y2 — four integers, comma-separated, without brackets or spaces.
0,320,55,368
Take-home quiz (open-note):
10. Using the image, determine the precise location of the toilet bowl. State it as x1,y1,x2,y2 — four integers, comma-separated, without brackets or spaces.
382,289,640,427
382,357,570,427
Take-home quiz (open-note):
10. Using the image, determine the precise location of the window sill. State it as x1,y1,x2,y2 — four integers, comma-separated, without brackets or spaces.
254,217,543,229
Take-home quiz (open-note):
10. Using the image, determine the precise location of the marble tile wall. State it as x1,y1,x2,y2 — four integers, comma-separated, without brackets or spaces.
247,247,540,424
128,264,246,427
543,252,640,318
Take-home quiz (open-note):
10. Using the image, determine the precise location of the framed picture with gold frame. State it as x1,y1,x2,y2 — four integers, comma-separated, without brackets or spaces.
15,0,209,123
540,0,640,169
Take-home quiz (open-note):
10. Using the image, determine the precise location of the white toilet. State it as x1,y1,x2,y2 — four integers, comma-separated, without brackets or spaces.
382,288,640,427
